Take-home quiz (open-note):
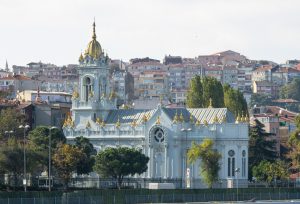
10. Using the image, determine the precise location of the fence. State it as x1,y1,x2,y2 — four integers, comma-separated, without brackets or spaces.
0,188,300,204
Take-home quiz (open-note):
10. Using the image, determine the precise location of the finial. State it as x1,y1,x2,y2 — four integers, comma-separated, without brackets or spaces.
96,117,102,125
86,121,91,128
115,116,121,128
131,120,137,128
189,114,194,124
92,19,96,40
208,98,213,108
203,119,208,126
142,113,148,123
173,111,179,124
100,120,106,127
195,120,200,126
213,115,219,123
179,111,184,123
156,116,161,125
235,113,241,124
79,53,84,62
245,114,249,123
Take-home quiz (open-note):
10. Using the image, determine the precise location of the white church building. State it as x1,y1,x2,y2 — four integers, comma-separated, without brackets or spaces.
63,22,249,189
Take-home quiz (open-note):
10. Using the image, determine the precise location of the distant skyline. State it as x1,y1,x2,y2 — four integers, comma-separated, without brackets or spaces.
1,0,300,67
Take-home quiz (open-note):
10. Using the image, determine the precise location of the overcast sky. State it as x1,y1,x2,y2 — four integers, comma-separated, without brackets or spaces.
1,0,300,67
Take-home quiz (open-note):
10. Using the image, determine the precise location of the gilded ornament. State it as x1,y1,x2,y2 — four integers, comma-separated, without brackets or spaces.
173,111,179,123
142,114,148,123
100,120,106,127
179,112,184,123
72,90,79,99
208,98,213,108
235,113,241,124
131,120,137,127
156,116,161,125
213,115,219,123
79,53,84,62
203,119,208,126
195,120,200,126
189,114,194,124
86,121,91,128
96,117,102,125
115,117,121,128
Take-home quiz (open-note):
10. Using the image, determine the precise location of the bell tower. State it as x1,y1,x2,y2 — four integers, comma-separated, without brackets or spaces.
71,21,117,126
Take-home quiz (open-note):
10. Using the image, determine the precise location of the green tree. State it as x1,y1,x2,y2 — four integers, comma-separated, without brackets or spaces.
224,84,248,117
250,93,273,108
280,78,300,101
186,76,224,108
94,147,149,189
187,139,221,188
74,136,97,175
249,119,277,179
0,138,42,189
27,126,66,173
202,77,224,108
186,75,203,108
0,108,24,139
252,160,288,187
52,144,85,189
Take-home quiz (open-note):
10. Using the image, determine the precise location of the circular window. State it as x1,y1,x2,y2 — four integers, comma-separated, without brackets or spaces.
242,150,246,157
228,150,235,157
154,128,164,143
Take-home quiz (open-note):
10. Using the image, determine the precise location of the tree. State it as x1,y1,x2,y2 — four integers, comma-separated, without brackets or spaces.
202,77,224,108
249,119,277,179
252,160,288,187
74,136,97,175
187,139,221,188
223,84,248,117
52,144,85,189
186,76,224,108
186,75,203,108
94,147,149,189
0,138,42,189
250,93,273,108
0,108,24,139
27,126,66,173
280,78,300,101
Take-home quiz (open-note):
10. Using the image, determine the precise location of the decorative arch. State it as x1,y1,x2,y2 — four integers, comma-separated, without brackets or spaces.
149,125,167,146
82,75,94,102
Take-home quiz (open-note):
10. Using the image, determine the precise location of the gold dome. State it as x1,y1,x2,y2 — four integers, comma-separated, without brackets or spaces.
84,21,102,59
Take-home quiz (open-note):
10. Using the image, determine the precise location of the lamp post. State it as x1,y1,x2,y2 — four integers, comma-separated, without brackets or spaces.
235,167,240,202
181,128,192,188
48,126,57,192
4,130,14,138
19,124,30,192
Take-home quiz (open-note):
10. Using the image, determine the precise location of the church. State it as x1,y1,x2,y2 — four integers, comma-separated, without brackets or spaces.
63,22,249,188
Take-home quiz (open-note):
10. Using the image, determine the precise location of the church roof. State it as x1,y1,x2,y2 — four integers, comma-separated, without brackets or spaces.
105,107,235,124
164,108,235,123
106,109,156,124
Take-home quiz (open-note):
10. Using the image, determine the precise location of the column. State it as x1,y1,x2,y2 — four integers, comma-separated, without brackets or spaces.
147,146,151,178
164,144,168,178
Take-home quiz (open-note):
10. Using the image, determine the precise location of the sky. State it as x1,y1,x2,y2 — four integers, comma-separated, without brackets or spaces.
0,0,300,67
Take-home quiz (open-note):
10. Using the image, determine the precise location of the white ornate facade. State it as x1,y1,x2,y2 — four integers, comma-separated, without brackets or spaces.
63,22,249,188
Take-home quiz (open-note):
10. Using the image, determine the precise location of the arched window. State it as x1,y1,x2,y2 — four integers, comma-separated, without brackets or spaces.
242,150,246,177
83,77,92,102
228,150,235,177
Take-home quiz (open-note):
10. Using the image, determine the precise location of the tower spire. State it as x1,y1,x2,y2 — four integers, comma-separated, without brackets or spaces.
92,18,96,40
5,59,9,72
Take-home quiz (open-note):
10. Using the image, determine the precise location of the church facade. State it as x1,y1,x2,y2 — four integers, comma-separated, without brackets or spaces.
63,22,249,188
